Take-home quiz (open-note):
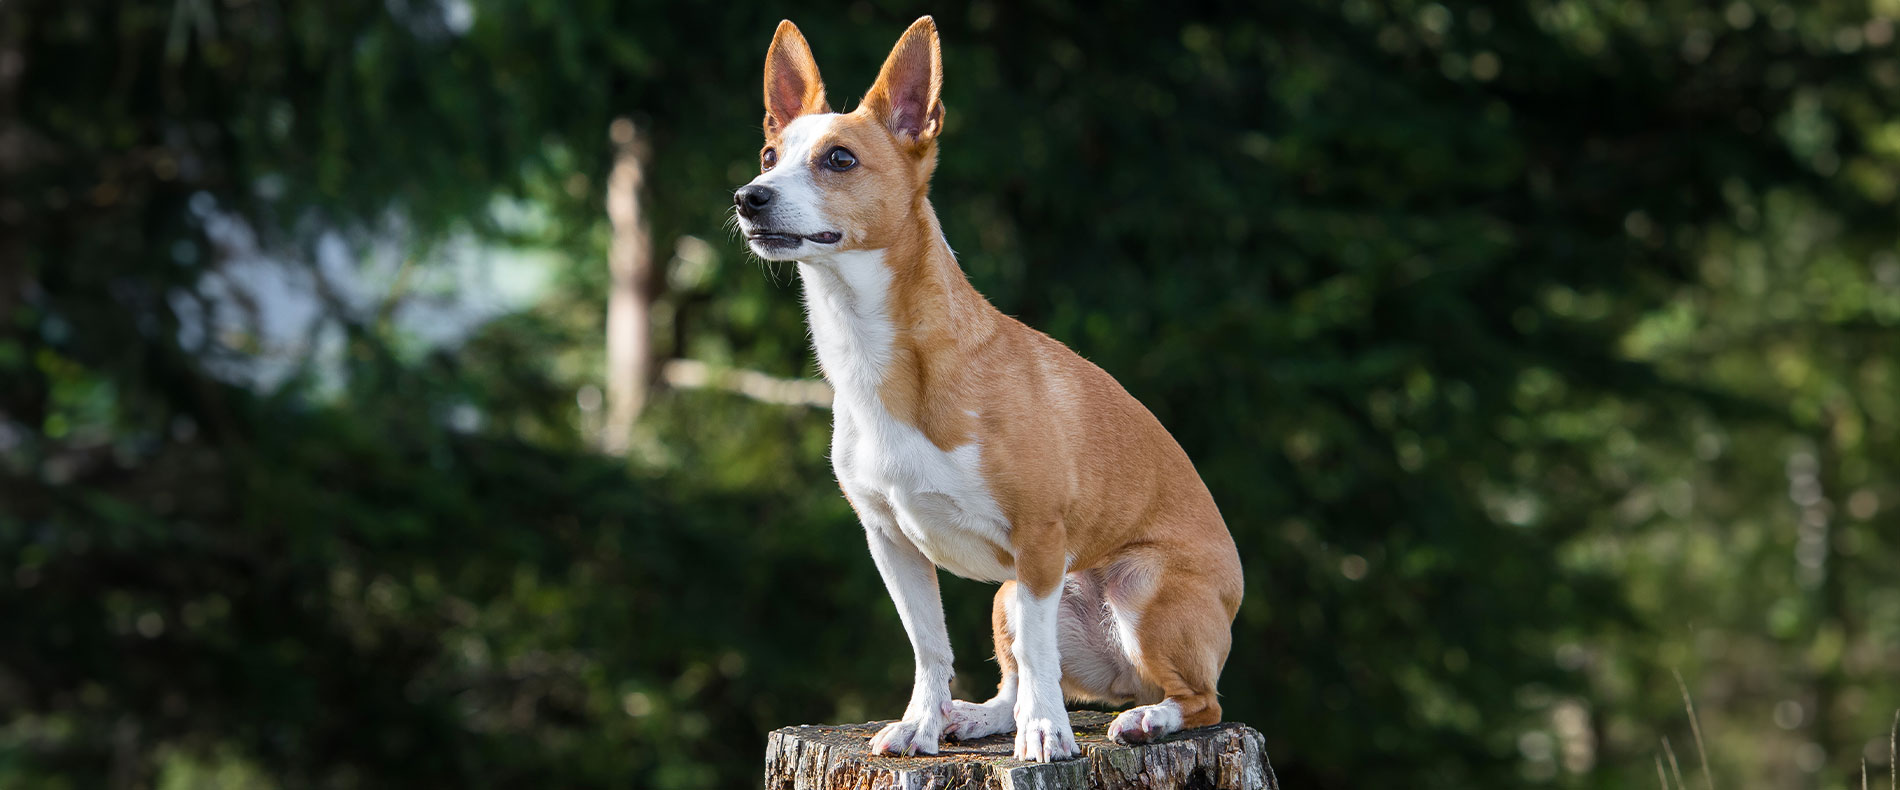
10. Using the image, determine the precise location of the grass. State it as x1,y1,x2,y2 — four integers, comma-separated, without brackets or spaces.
1652,669,1897,790
1673,669,1715,790
1661,735,1687,790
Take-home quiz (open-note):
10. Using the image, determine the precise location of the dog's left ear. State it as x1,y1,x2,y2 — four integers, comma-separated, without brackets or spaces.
865,16,945,148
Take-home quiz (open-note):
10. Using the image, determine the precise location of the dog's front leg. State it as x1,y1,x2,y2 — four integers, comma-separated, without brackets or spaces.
861,519,954,757
1007,566,1079,762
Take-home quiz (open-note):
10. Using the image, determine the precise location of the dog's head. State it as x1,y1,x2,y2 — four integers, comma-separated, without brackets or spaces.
734,17,946,262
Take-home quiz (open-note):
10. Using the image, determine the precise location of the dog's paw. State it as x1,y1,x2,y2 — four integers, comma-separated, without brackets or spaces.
1107,700,1184,745
944,698,1015,741
869,716,944,757
1012,712,1078,762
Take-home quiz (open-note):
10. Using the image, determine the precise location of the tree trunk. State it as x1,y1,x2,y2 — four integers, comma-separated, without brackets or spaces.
764,711,1278,790
602,117,655,455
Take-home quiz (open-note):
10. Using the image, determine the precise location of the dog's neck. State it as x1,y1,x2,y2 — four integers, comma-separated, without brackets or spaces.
797,205,995,414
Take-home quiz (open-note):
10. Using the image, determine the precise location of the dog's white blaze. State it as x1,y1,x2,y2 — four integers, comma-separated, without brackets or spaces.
742,113,840,246
801,251,1014,584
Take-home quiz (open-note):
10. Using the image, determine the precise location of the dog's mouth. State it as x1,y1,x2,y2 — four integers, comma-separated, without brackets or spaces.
747,230,841,250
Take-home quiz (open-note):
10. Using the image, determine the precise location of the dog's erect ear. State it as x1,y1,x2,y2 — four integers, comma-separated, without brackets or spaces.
865,16,945,148
764,20,830,136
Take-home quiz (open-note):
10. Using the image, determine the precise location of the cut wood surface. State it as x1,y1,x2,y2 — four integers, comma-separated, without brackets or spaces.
764,710,1278,790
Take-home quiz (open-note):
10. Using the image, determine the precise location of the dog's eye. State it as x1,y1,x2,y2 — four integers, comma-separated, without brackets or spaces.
761,148,777,171
824,147,858,172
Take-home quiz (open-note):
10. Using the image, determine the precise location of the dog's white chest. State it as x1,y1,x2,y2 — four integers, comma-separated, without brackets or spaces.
798,253,1014,583
830,401,1014,582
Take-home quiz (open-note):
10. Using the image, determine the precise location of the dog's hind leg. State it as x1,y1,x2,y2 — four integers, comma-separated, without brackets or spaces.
945,582,1019,741
1057,569,1150,704
1107,557,1238,744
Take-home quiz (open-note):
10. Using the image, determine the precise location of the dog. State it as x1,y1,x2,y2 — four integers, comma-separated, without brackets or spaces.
732,16,1244,763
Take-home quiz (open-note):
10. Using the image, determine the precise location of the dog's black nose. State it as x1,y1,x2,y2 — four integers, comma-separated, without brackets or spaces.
734,185,775,218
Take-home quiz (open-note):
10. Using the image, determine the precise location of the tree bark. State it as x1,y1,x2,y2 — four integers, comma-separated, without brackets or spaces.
764,711,1277,790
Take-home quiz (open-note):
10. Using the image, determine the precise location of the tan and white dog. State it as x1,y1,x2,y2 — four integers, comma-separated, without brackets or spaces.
732,17,1245,763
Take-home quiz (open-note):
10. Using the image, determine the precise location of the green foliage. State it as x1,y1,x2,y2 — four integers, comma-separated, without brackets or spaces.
4,1,1899,788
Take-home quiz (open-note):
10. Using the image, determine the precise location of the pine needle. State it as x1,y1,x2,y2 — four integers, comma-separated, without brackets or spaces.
1664,735,1688,790
1674,668,1716,790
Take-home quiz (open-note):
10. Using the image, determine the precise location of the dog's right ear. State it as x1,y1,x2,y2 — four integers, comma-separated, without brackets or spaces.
764,20,830,137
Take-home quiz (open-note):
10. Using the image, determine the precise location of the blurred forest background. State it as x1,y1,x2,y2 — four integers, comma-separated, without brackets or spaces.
4,0,1900,788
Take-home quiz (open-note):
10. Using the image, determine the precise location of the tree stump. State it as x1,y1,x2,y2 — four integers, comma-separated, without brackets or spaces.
764,710,1278,789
